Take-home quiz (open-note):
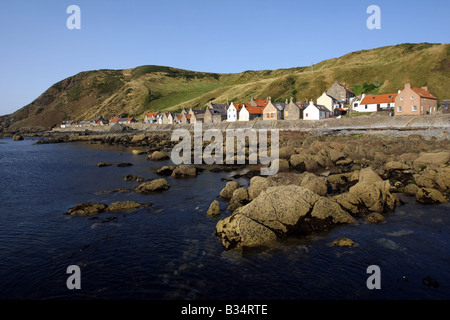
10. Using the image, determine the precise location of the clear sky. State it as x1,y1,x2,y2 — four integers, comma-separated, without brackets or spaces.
0,0,449,116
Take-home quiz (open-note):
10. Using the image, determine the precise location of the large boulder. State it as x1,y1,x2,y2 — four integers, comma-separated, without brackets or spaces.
215,185,356,250
135,179,170,193
68,202,108,216
227,187,249,212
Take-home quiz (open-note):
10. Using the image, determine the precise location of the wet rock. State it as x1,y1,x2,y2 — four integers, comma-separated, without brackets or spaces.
97,162,112,167
97,188,132,194
364,212,385,224
148,150,169,161
171,164,197,178
124,174,145,182
117,162,133,167
215,211,278,250
403,183,419,195
423,276,440,288
107,201,151,212
135,178,170,193
416,188,447,204
68,202,108,216
219,181,240,200
157,165,176,176
12,134,24,141
206,200,220,216
131,149,147,155
331,237,357,247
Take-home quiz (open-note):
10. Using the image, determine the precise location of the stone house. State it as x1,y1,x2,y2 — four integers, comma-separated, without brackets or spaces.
326,80,355,106
144,112,159,123
204,102,228,123
188,108,205,123
284,97,303,120
394,83,438,115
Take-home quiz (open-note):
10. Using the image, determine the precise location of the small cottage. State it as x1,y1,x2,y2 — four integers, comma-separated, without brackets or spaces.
303,101,331,120
227,102,238,122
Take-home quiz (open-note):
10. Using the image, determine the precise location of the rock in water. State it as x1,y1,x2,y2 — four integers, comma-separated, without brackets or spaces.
416,188,447,204
68,203,108,216
331,237,357,247
219,181,240,200
107,201,151,212
148,151,169,161
135,179,170,193
206,200,220,216
12,134,24,141
171,165,197,178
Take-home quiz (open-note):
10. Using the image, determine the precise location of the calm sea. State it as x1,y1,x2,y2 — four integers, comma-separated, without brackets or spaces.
0,137,449,300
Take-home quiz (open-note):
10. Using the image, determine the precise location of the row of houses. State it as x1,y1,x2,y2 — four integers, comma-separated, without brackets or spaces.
352,82,442,115
61,81,449,128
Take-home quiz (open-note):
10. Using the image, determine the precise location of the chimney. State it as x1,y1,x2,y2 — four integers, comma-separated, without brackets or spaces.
421,86,429,92
290,96,293,103
405,83,411,90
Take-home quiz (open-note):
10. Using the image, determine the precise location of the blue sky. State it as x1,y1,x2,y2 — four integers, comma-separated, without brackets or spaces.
0,0,449,116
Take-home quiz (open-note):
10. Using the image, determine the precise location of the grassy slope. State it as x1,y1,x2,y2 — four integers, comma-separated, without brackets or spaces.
5,42,450,130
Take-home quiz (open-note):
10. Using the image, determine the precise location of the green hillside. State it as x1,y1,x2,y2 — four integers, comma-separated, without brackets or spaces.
2,42,449,131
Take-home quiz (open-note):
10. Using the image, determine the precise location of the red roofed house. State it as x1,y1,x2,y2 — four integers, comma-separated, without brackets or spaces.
249,97,269,108
109,117,120,125
144,112,159,123
394,83,438,115
354,93,398,112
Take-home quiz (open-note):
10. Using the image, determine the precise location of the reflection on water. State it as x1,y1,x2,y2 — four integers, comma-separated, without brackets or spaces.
0,137,449,300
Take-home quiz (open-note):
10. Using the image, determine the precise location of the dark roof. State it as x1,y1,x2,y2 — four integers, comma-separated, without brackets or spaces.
210,103,229,110
272,102,286,111
316,104,331,112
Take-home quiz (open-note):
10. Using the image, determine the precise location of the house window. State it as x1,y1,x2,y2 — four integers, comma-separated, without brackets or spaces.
397,106,402,112
365,105,368,109
400,97,404,101
411,96,414,100
412,105,417,112
305,113,309,118
285,111,289,117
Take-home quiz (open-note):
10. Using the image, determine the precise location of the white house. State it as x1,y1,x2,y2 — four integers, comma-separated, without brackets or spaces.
238,104,250,121
303,101,331,120
227,102,237,122
353,93,397,112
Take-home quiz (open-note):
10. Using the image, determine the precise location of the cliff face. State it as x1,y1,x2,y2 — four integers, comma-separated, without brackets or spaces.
2,43,449,131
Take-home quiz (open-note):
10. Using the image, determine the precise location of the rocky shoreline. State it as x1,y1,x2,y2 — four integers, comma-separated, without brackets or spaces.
5,115,449,251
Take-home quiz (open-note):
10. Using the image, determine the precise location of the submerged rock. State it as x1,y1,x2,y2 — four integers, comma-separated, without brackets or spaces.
107,201,151,212
12,134,24,141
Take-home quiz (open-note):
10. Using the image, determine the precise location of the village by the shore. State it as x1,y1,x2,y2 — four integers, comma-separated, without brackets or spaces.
58,81,450,130
4,80,450,251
